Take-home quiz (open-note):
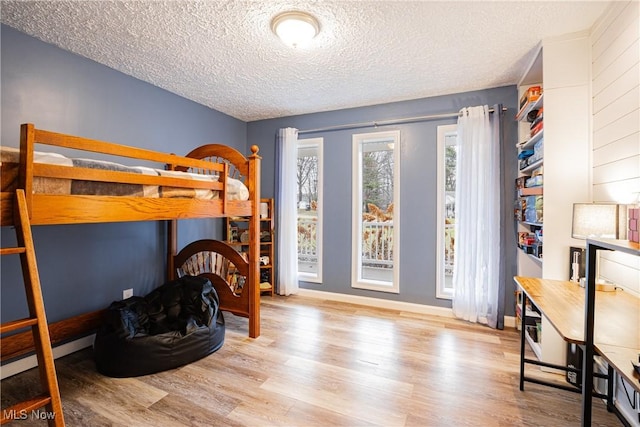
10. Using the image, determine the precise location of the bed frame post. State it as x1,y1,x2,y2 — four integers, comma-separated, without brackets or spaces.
19,123,35,217
167,219,177,280
221,162,228,215
248,145,261,338
165,159,178,281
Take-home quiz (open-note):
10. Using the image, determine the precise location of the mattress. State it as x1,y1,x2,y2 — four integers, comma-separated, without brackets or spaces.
0,146,249,201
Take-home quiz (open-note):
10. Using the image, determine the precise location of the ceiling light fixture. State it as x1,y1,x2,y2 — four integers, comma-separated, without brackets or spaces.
271,11,320,48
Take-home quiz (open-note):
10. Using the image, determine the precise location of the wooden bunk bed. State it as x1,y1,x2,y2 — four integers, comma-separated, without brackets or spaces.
1,123,262,339
1,123,262,425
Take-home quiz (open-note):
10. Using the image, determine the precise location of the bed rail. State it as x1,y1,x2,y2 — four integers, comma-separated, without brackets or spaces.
0,123,260,226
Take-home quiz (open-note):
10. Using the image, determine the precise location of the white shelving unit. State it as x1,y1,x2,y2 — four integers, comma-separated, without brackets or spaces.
519,158,543,175
525,331,542,360
517,126,544,150
515,32,592,373
527,254,543,265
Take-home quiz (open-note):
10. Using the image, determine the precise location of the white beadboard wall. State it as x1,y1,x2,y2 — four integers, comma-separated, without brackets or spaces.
590,0,640,296
591,0,639,203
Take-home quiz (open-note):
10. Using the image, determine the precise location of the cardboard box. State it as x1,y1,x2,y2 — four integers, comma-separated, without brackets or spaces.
519,86,542,110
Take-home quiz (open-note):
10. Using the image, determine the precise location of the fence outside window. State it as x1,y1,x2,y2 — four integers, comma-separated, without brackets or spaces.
298,218,394,270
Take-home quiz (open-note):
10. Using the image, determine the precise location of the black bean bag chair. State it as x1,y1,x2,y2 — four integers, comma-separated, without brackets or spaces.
94,275,224,377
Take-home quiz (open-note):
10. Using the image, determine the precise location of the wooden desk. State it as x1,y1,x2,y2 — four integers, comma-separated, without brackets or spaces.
595,344,640,391
583,238,640,426
515,276,588,394
516,276,639,347
592,285,639,384
514,275,640,419
515,277,584,343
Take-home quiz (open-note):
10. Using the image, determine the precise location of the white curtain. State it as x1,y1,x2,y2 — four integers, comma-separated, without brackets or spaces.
275,128,299,295
452,105,501,328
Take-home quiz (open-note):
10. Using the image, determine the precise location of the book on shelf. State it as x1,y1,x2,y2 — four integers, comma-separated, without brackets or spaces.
518,186,543,196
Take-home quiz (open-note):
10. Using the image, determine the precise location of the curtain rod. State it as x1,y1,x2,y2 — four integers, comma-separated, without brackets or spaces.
298,106,507,135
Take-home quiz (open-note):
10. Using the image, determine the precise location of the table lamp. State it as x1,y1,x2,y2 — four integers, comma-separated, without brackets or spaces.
571,203,623,240
570,203,625,285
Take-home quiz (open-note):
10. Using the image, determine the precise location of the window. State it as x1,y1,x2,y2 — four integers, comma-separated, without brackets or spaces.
352,130,400,293
297,137,323,282
436,125,457,299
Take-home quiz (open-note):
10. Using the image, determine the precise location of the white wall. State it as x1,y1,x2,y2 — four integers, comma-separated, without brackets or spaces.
591,0,639,204
591,0,640,293
542,32,592,282
590,8,639,424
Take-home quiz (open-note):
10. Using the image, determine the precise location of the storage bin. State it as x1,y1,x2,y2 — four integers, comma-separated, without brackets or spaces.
525,208,543,224
525,195,543,210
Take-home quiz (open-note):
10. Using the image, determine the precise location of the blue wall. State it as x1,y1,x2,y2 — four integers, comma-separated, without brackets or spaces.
2,24,519,327
1,25,247,324
248,86,519,313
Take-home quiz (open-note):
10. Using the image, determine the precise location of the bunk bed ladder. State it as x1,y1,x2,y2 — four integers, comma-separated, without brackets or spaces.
0,190,65,426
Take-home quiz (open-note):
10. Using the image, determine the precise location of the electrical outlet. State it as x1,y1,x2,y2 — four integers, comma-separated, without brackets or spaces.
122,288,133,300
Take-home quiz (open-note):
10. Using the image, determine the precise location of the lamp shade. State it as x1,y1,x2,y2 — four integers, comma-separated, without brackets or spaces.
571,203,620,239
271,11,319,48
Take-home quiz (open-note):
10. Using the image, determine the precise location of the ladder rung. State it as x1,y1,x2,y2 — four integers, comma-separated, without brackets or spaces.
0,317,38,334
0,246,26,256
1,189,64,425
1,394,52,424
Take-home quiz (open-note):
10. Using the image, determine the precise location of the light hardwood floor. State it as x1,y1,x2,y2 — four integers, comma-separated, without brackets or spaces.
2,295,621,426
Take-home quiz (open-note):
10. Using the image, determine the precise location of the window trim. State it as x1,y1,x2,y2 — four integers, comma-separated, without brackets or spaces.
436,124,457,300
351,130,400,293
297,137,323,284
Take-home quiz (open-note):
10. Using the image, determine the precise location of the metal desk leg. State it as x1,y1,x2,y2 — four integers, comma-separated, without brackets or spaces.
519,292,527,391
607,364,614,412
581,242,599,426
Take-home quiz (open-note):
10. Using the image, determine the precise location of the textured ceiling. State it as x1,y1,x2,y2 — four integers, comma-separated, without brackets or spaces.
1,1,611,122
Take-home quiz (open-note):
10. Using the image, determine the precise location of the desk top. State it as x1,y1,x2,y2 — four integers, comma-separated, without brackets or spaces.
586,238,640,256
515,276,640,389
596,344,640,392
515,276,586,343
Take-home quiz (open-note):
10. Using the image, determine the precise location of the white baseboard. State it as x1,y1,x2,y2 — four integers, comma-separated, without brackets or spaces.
296,288,516,328
504,315,516,328
297,288,455,317
1,334,95,380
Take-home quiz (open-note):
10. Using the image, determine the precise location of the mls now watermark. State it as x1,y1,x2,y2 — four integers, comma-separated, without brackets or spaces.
3,409,57,421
